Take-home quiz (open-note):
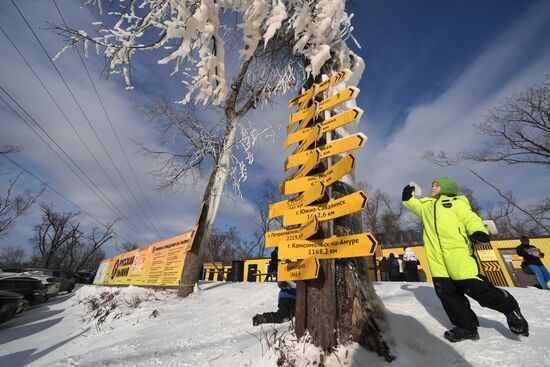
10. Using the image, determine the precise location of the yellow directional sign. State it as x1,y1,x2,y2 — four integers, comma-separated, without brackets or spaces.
288,69,350,109
320,107,363,133
278,257,320,281
283,190,368,226
278,232,378,260
288,124,322,154
285,148,321,181
285,133,366,170
318,87,359,112
288,102,318,131
282,154,355,195
269,181,324,219
265,215,319,248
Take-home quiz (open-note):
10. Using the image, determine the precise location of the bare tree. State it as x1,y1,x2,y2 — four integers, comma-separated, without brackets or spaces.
464,77,550,166
250,179,283,258
205,226,239,263
1,147,43,237
117,240,139,253
32,204,80,268
359,182,405,245
459,185,481,214
0,245,28,267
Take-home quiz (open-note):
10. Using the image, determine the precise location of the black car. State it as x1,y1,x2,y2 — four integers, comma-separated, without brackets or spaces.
52,270,76,293
0,277,47,305
0,290,29,323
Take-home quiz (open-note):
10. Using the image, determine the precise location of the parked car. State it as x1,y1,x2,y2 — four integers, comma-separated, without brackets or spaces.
52,270,76,293
0,277,47,305
74,271,96,284
0,268,26,279
0,290,26,323
20,268,61,298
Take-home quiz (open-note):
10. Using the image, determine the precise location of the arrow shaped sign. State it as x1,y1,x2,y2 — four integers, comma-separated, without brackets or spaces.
265,215,319,248
285,133,366,170
277,257,320,281
282,154,355,195
287,69,350,109
320,107,363,133
288,102,318,132
278,232,378,260
285,123,322,153
285,148,321,181
283,190,369,226
318,86,359,112
269,181,325,219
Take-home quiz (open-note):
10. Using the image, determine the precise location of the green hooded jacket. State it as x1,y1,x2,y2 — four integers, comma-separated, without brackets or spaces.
402,178,488,280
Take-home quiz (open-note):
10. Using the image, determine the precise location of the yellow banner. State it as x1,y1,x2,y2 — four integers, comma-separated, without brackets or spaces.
285,133,366,170
278,232,378,260
278,257,320,281
282,154,355,195
93,228,197,287
265,215,319,248
283,190,368,226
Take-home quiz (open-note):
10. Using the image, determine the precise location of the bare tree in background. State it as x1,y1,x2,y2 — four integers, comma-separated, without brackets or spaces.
0,245,28,267
250,179,283,258
33,204,80,268
117,241,139,253
459,186,481,215
205,227,238,263
359,182,405,245
463,77,550,166
1,146,43,237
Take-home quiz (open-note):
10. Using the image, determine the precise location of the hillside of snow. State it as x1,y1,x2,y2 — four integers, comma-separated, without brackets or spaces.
0,281,549,367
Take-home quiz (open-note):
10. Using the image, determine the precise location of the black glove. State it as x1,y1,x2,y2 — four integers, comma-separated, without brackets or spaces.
470,231,490,244
402,185,414,201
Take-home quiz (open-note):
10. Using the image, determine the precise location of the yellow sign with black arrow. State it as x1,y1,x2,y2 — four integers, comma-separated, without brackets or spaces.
288,69,350,109
278,232,378,260
285,133,366,170
269,181,325,219
286,148,321,182
288,102,318,133
277,257,320,281
320,107,363,133
289,124,322,154
283,190,368,226
265,215,319,248
281,154,355,195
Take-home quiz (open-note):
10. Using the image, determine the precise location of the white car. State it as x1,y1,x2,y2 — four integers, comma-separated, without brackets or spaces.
20,269,60,299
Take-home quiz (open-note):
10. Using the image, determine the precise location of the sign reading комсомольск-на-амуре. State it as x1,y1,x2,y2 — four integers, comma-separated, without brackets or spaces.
93,227,197,287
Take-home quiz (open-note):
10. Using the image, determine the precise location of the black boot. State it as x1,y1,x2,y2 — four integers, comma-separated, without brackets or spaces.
506,308,529,336
444,326,479,342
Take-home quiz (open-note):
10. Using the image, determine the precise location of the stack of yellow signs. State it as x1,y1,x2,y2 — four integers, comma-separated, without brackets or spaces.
265,70,378,282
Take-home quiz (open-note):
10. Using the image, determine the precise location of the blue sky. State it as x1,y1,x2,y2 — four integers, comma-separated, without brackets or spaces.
1,0,549,259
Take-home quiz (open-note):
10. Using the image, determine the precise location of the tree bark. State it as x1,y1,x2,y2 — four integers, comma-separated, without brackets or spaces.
177,114,239,298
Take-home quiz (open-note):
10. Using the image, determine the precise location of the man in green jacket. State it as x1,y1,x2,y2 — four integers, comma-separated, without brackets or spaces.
402,177,529,342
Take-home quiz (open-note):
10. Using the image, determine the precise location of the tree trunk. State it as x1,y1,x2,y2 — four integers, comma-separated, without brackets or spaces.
301,59,393,360
177,114,240,298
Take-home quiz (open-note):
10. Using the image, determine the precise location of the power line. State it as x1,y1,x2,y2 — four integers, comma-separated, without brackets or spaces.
0,86,145,238
10,0,160,240
0,25,145,237
0,154,134,245
52,0,167,237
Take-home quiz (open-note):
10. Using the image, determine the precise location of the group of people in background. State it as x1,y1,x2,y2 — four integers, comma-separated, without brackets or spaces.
378,247,422,282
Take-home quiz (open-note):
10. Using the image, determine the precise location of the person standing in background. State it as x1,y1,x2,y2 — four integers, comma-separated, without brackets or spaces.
516,236,549,290
403,246,420,282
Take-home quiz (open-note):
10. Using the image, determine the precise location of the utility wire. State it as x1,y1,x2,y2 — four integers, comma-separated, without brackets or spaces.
0,86,144,238
10,0,159,240
52,0,167,237
0,154,135,245
0,25,145,238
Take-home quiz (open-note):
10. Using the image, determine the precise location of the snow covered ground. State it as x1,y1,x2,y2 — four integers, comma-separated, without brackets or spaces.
0,281,549,367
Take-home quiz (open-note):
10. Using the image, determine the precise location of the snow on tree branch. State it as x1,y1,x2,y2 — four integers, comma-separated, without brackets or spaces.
53,0,361,105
